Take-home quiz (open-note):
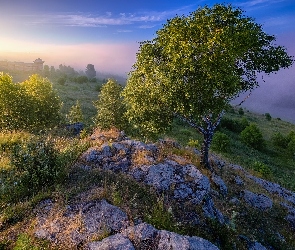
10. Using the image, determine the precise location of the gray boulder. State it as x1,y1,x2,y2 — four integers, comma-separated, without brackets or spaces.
87,234,135,250
243,190,273,211
212,174,228,196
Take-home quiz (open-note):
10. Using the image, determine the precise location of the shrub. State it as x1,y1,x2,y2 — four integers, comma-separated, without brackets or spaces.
10,138,63,197
272,132,288,148
252,161,272,178
94,79,126,130
187,139,199,148
57,77,66,85
0,73,61,131
265,113,272,121
220,117,249,133
240,123,265,150
238,107,244,115
67,100,84,123
211,132,230,152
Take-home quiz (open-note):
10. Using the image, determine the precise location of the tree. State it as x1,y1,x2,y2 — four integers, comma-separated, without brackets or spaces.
0,73,61,131
67,100,84,123
94,79,126,130
43,65,50,77
86,64,96,79
123,4,293,170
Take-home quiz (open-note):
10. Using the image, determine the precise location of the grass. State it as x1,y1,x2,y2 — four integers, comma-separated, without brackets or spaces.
163,108,295,192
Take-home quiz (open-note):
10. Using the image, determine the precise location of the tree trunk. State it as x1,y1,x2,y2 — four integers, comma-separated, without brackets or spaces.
174,111,224,171
200,126,214,171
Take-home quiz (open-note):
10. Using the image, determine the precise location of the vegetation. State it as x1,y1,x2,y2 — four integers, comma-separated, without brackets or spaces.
94,79,126,130
0,73,61,131
123,4,293,170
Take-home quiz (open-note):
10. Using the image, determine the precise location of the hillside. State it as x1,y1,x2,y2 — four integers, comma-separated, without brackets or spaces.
0,128,295,249
1,74,295,249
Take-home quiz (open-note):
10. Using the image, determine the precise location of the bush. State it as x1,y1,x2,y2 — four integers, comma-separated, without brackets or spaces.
211,132,230,152
67,100,84,123
219,117,249,133
57,77,66,85
10,138,63,198
238,107,244,115
265,113,272,121
252,161,272,178
94,79,126,130
0,73,61,131
240,123,265,150
272,132,288,148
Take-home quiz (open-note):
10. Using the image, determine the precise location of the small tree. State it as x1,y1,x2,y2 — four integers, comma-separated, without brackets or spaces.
86,64,96,79
67,100,84,123
94,79,126,130
241,123,265,150
123,4,293,170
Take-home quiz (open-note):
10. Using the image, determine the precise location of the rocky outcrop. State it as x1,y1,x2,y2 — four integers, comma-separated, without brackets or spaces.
81,139,225,223
242,190,273,211
34,199,219,250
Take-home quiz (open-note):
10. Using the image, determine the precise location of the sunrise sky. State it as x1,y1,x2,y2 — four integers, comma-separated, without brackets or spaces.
1,0,295,120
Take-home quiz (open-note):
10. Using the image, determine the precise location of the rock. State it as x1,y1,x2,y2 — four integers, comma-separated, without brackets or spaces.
88,234,135,250
157,230,220,250
82,147,104,163
122,223,159,249
243,190,273,211
212,174,228,196
249,241,268,250
286,213,295,230
188,235,220,250
202,198,225,224
83,199,129,234
234,176,244,186
65,122,84,135
145,163,175,191
174,183,193,200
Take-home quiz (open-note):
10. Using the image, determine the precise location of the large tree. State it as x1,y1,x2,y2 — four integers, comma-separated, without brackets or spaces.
123,4,293,170
86,64,96,79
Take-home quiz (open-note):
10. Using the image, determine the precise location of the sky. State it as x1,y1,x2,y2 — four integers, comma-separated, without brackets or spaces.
0,0,295,121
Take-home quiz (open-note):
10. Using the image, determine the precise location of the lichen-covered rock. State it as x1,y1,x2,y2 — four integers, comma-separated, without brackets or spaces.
243,190,273,210
122,223,220,250
248,241,268,250
235,176,244,186
87,234,135,250
145,163,175,191
212,174,228,196
202,198,225,224
83,199,129,234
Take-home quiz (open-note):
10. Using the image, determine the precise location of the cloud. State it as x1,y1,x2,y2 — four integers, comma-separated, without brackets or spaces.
239,0,284,7
20,5,195,28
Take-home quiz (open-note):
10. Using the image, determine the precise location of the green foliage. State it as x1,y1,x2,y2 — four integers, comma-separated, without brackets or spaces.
187,139,199,148
13,234,39,250
238,108,244,115
94,79,126,130
74,75,88,84
220,117,249,133
57,77,66,85
272,132,289,148
252,161,272,178
241,123,265,150
123,4,292,166
10,138,62,197
21,74,61,129
211,132,230,152
144,196,176,232
66,100,84,123
265,113,272,121
0,73,61,131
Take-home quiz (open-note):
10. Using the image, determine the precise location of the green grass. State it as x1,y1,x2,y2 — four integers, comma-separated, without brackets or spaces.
163,108,295,191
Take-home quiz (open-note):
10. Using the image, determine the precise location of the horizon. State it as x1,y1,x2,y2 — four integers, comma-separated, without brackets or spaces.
1,0,295,122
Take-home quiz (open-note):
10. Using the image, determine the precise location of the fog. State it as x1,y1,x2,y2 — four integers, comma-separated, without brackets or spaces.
0,42,139,76
1,32,294,123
